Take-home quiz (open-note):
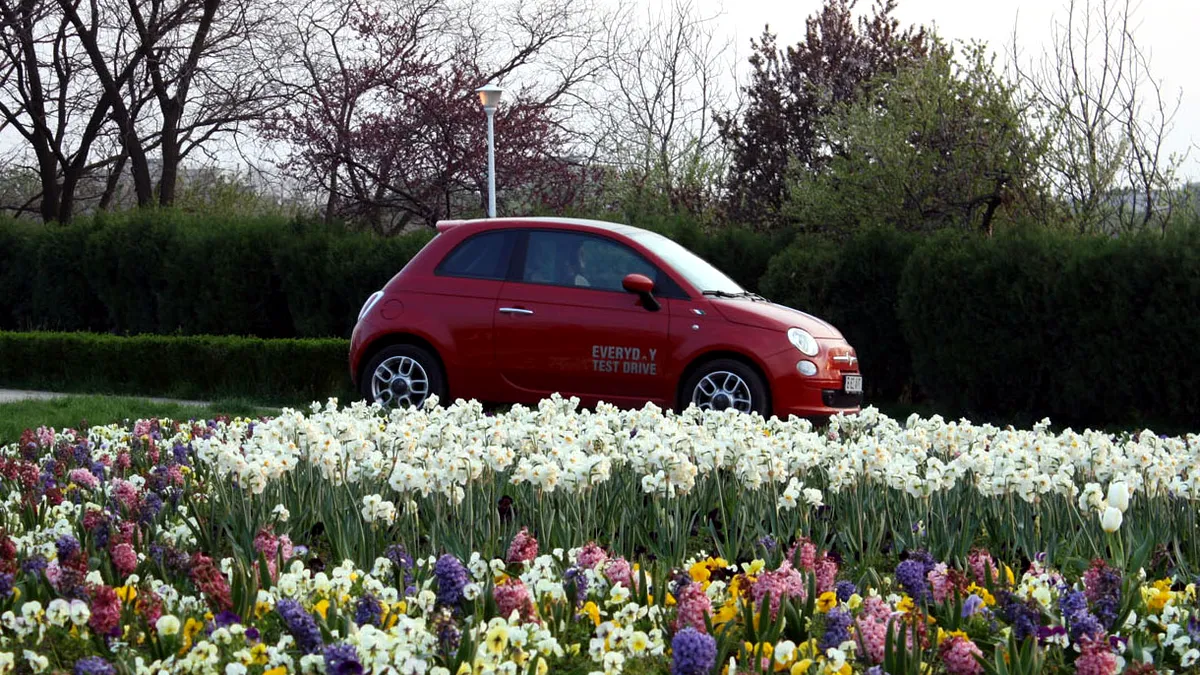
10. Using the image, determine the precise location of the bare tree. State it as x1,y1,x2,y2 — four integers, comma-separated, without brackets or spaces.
1013,0,1185,234
0,0,140,220
589,0,736,212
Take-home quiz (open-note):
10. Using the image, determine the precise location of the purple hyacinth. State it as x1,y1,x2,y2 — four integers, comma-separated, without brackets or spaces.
1058,586,1105,643
0,573,13,599
820,607,853,651
563,566,589,605
323,642,364,675
433,554,470,608
758,535,778,552
21,555,47,575
998,592,1042,642
835,580,857,602
671,627,717,675
354,594,383,627
212,610,243,628
55,534,81,561
1083,563,1122,630
74,657,116,675
895,559,929,602
275,598,324,654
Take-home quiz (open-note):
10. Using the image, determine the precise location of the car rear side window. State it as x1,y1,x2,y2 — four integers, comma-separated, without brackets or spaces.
435,231,517,280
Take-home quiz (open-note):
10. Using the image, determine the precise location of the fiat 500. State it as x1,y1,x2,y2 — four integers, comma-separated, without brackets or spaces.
350,217,862,418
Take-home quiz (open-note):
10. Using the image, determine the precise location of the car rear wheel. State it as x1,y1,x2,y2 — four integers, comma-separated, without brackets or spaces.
361,344,446,409
682,359,769,416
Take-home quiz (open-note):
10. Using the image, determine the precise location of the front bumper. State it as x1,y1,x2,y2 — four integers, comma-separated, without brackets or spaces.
763,346,862,418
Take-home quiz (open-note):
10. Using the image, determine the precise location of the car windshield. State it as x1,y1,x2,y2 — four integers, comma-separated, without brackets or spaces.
627,229,745,295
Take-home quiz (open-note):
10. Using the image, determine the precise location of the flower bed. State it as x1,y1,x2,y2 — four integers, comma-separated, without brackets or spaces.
0,398,1198,674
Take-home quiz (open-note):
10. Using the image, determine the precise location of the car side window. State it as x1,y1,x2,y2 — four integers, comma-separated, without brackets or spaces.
435,231,516,280
522,231,662,293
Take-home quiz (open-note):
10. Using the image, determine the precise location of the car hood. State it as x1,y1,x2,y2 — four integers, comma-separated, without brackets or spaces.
709,298,844,339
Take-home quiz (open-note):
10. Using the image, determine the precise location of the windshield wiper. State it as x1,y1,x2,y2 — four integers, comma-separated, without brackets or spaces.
702,289,767,301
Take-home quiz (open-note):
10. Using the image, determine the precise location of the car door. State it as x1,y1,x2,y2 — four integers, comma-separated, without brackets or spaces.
418,228,519,401
493,229,674,406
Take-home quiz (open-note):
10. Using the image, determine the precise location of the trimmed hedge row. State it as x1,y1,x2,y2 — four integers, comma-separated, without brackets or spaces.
763,226,1200,428
900,227,1200,428
0,332,354,404
0,212,433,338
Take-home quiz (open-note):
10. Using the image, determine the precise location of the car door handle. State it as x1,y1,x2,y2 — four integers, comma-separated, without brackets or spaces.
498,307,534,315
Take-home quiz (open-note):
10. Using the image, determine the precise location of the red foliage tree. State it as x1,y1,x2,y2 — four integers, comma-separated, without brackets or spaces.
261,0,587,232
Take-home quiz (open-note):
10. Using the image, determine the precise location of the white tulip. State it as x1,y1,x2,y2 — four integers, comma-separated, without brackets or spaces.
1107,481,1131,512
1100,506,1123,533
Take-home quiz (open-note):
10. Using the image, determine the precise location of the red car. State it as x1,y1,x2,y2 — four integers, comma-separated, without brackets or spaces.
350,217,862,418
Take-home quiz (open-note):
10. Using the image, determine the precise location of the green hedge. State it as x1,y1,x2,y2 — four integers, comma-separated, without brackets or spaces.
899,227,1200,428
0,211,433,338
760,228,920,402
0,332,354,404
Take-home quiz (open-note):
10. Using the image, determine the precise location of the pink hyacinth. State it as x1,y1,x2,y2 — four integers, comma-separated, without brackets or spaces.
254,529,279,557
45,561,61,587
36,426,55,447
493,577,535,622
750,561,807,619
577,542,607,570
133,420,153,437
111,480,140,510
115,452,131,471
967,549,1000,586
89,585,122,637
929,563,952,604
855,596,893,664
112,521,136,547
788,539,817,571
605,557,633,589
814,554,838,594
111,543,138,578
167,465,184,487
940,636,983,675
506,527,539,565
1074,638,1118,675
674,582,712,632
68,468,99,490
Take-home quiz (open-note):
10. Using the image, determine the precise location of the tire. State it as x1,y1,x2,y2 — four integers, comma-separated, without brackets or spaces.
681,358,770,416
360,344,446,409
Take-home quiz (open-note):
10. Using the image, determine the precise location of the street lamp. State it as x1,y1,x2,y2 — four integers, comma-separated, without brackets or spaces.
475,82,503,218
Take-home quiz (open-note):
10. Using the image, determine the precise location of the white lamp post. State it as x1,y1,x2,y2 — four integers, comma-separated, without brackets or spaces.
475,82,503,218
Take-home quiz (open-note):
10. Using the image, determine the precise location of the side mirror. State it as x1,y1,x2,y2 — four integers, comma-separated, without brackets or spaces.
622,273,660,312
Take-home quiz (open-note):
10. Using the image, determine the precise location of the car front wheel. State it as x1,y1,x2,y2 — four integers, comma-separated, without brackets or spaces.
682,358,769,416
361,344,446,409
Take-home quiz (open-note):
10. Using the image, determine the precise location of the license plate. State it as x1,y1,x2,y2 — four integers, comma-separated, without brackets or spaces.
843,375,863,394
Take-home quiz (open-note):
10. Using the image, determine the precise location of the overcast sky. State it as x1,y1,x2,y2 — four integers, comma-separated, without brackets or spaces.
693,0,1200,181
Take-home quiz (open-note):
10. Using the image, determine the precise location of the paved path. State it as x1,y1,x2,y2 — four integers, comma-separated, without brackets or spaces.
0,389,211,407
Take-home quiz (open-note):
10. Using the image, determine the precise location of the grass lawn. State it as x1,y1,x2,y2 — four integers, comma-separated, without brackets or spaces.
0,395,280,445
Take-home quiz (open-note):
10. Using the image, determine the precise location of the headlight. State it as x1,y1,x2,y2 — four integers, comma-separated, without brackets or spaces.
787,328,819,356
358,291,383,321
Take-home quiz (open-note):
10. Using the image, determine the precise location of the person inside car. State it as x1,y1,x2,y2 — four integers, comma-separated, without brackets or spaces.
563,239,590,287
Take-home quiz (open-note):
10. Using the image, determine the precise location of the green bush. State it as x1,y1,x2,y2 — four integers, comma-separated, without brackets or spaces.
898,227,1200,428
760,229,919,402
0,211,433,338
0,332,354,404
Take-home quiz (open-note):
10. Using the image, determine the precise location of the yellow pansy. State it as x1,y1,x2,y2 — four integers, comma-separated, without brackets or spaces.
314,599,330,620
896,596,915,614
249,643,269,665
485,623,510,656
582,601,602,626
689,561,712,584
791,659,814,675
263,667,287,675
536,657,549,675
115,586,138,603
712,601,738,627
966,584,996,606
816,591,838,613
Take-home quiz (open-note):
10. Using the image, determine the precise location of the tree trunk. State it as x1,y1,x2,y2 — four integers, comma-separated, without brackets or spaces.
158,106,181,206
